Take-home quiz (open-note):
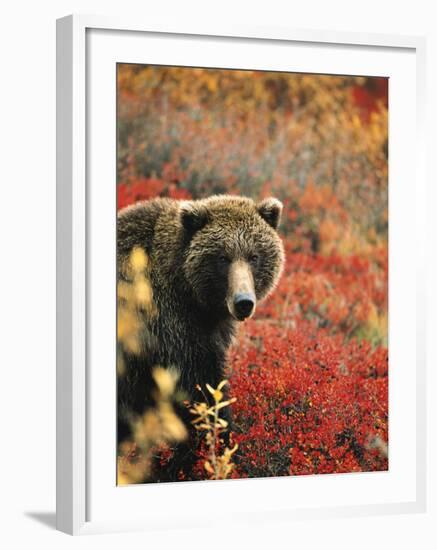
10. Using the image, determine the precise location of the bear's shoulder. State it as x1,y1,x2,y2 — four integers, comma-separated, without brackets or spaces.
117,198,178,256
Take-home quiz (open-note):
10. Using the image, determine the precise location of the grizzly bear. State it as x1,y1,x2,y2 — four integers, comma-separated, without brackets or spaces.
117,195,284,478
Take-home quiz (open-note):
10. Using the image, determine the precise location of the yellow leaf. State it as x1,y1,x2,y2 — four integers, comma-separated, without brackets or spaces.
217,380,228,390
130,247,148,272
213,389,223,402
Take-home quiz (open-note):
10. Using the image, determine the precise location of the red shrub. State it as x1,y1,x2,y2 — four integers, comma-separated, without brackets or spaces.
118,178,191,210
227,319,388,478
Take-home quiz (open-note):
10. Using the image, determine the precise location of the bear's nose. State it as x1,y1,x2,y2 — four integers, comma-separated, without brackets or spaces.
233,293,255,319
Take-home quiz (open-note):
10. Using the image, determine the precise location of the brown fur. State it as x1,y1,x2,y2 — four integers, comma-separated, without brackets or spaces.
117,195,284,453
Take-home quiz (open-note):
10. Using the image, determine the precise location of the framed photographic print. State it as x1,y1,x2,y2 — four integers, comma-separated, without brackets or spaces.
56,15,427,535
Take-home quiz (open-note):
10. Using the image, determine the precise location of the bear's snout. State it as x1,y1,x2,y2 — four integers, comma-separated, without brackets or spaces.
233,293,255,320
227,260,256,321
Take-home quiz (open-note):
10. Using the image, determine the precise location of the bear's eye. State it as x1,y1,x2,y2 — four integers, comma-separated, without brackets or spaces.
249,254,259,265
218,254,230,264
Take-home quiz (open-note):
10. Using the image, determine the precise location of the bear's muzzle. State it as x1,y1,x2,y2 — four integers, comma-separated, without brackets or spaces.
227,260,256,321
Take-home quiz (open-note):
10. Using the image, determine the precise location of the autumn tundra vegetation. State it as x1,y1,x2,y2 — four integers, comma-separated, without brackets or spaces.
116,65,388,483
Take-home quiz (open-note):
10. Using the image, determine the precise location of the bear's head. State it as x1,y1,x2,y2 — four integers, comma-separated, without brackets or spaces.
180,195,285,321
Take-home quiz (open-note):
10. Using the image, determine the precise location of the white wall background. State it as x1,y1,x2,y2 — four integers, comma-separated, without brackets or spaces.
0,0,435,548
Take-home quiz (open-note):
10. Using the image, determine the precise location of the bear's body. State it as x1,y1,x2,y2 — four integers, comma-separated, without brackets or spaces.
117,195,284,457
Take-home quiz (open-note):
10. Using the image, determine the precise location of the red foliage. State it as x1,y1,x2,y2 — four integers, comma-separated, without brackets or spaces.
118,178,191,210
257,245,388,339
228,320,387,477
352,77,388,122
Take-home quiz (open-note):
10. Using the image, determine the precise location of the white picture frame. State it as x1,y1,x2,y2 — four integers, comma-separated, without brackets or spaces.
56,14,427,535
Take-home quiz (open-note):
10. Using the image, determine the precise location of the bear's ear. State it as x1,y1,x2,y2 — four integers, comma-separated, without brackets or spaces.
257,198,283,230
180,202,209,233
